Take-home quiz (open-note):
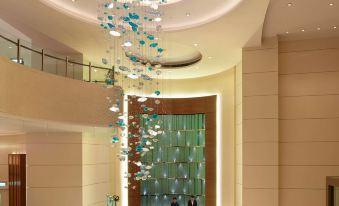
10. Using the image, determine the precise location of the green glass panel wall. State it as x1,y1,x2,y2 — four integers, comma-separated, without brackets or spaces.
140,114,205,206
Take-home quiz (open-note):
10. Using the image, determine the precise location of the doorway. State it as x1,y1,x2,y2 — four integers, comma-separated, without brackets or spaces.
8,154,26,206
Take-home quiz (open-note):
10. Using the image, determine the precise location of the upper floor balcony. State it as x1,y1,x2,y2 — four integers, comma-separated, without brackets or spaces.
0,31,122,127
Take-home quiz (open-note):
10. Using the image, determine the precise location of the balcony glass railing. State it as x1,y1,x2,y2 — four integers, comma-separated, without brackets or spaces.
0,30,114,83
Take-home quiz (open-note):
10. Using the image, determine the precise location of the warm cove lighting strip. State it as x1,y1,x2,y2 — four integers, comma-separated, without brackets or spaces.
122,95,129,206
216,94,221,206
39,0,183,26
121,93,221,206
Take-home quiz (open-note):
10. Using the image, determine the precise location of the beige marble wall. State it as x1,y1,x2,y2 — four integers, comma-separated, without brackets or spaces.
242,38,279,206
279,37,339,206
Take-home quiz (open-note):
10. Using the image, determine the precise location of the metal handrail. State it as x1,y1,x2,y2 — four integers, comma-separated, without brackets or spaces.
20,44,42,55
0,34,16,44
0,33,114,83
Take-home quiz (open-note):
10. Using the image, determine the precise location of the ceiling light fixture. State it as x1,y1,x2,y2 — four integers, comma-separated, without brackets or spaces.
301,29,305,32
193,43,198,47
186,13,190,17
329,3,334,6
334,26,337,29
317,27,321,31
99,0,170,194
285,31,289,34
287,3,293,7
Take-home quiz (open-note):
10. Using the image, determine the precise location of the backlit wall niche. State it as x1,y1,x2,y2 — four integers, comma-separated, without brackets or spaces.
140,114,206,206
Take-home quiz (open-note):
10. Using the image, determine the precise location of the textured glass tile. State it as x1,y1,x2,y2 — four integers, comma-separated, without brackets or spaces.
139,114,205,206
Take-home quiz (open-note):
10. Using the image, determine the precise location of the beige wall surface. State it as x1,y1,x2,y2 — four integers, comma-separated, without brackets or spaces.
241,36,339,206
242,38,279,206
0,128,116,206
82,130,118,206
0,132,83,206
0,57,121,126
279,37,339,206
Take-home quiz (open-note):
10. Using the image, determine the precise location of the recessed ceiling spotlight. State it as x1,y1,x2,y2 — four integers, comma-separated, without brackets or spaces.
8,46,12,49
208,56,213,59
287,3,293,7
329,2,334,6
186,13,190,17
285,31,289,34
301,29,305,32
334,26,337,29
317,27,321,31
194,43,198,47
71,0,77,2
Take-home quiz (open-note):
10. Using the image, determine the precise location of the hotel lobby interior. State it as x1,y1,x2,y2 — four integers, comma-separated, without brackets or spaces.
0,0,339,206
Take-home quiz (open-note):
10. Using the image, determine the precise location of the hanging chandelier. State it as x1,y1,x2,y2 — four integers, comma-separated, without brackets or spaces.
98,0,166,189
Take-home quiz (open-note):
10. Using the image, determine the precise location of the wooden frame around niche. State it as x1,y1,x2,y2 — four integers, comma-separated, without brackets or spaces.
128,95,217,206
326,176,339,206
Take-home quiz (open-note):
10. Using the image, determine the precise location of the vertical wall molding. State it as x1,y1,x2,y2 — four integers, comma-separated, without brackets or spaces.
242,37,279,206
235,62,243,206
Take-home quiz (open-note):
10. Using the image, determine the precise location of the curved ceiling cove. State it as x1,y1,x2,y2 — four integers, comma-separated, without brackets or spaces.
1,0,270,79
126,42,203,68
39,0,242,31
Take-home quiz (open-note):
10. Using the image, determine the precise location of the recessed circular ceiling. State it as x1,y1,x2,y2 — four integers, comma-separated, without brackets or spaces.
112,0,183,4
126,42,202,68
39,0,242,31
